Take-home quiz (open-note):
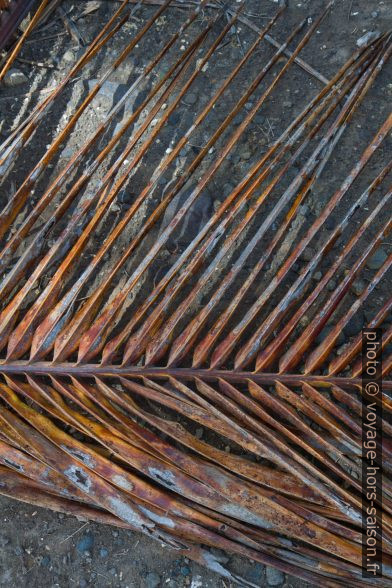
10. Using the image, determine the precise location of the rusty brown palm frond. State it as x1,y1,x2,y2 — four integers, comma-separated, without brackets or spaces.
0,1,391,586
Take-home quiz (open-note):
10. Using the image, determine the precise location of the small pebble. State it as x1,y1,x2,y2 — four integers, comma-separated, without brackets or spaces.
248,562,265,583
99,548,109,558
240,149,251,161
40,555,50,567
62,50,75,63
302,247,314,262
313,271,322,281
266,565,285,586
0,536,10,547
351,279,366,297
184,93,198,105
195,427,203,439
145,572,161,588
180,565,191,577
367,248,387,270
299,315,310,328
223,183,234,197
76,533,94,554
117,190,136,206
4,68,27,87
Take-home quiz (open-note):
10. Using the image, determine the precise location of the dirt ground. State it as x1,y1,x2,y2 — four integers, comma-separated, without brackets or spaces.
0,0,391,586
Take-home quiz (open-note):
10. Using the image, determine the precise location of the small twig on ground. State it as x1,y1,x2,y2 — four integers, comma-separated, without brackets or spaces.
59,521,89,544
59,6,86,47
16,56,55,68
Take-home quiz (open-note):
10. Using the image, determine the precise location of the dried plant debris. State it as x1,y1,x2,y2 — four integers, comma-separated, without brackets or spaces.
0,1,391,586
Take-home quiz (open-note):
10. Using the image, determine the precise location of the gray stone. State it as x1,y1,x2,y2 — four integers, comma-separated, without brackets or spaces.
4,68,27,87
266,565,285,586
117,190,136,206
76,533,94,554
63,50,76,63
302,247,315,262
299,315,310,328
248,563,265,584
99,548,108,558
351,279,366,297
40,555,50,567
0,536,9,547
371,11,378,18
184,93,198,105
367,248,387,270
195,427,203,439
327,279,337,291
180,565,191,576
168,112,181,126
299,204,309,216
313,271,322,281
240,149,252,161
146,572,160,588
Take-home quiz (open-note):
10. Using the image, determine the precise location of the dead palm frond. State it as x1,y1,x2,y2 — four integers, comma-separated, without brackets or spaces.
0,1,391,586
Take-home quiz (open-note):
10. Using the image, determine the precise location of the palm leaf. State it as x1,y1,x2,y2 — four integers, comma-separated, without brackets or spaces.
0,1,391,586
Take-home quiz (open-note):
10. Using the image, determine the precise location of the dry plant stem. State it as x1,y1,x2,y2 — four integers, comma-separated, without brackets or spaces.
102,36,380,364
0,0,169,240
108,0,329,83
257,169,392,371
0,21,209,306
166,48,377,369
143,10,377,368
0,21,210,354
215,42,392,370
0,0,134,176
71,11,320,364
0,0,52,82
1,4,239,358
32,3,286,363
0,0,210,271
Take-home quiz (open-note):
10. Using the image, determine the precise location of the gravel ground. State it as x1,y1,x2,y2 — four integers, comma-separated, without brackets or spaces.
0,0,391,586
